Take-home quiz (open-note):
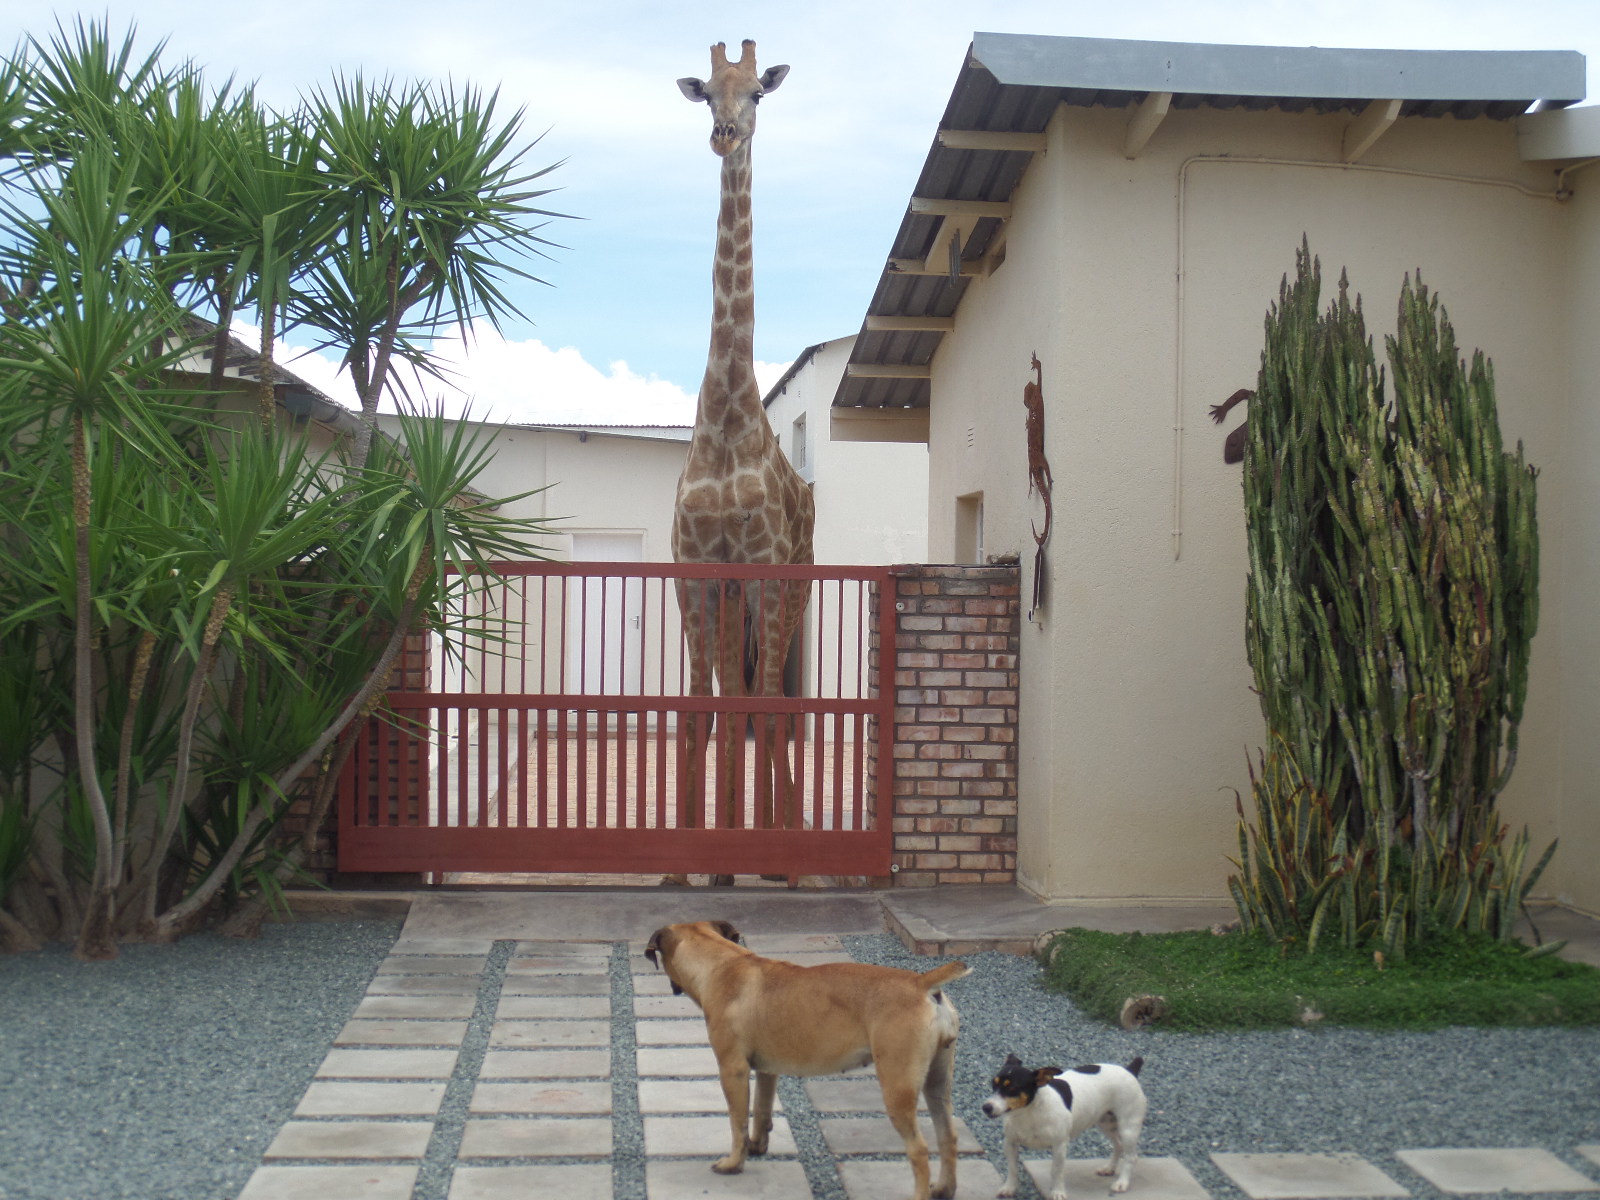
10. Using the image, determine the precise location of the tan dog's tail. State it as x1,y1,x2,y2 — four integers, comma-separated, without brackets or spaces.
918,962,970,991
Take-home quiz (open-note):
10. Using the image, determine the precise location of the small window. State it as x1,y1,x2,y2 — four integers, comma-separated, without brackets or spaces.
955,492,984,564
791,413,807,469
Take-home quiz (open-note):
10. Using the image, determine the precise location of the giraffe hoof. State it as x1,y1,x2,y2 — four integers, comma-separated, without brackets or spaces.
659,874,691,887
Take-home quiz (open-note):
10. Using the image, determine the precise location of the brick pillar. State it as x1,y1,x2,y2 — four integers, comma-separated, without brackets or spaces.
868,564,1020,886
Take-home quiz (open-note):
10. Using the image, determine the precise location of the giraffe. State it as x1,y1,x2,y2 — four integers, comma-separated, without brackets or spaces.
670,41,815,884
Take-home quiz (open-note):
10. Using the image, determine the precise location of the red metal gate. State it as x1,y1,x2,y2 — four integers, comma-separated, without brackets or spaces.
338,562,895,878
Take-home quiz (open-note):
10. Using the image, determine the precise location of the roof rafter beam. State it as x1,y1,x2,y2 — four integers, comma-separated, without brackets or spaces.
844,363,933,380
909,197,1013,218
1343,98,1402,162
937,129,1048,152
865,315,956,332
1124,91,1172,159
888,257,984,277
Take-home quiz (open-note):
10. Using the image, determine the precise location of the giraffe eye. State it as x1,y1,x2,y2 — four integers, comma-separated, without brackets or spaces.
751,92,763,103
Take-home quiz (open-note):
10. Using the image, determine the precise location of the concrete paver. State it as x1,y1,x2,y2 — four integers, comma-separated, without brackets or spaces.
478,1048,610,1078
1580,1146,1600,1170
366,975,482,996
504,957,610,975
636,1044,723,1076
836,1157,1004,1199
487,1018,610,1047
496,994,611,1018
354,995,478,1020
1025,1156,1211,1200
468,1079,613,1115
645,1158,812,1200
375,956,487,975
638,1078,785,1115
643,1114,800,1157
500,972,611,996
294,1080,448,1117
458,1117,614,1158
1395,1148,1600,1194
1211,1152,1409,1199
237,1164,419,1200
636,1019,717,1045
316,1049,459,1079
447,1163,611,1199
806,1076,927,1113
817,1113,983,1155
335,1019,467,1046
264,1120,434,1160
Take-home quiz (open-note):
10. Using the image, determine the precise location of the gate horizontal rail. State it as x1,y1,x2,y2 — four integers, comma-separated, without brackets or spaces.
339,561,894,878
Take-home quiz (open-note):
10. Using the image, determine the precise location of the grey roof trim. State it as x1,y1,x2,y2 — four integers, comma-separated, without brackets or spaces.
972,32,1585,105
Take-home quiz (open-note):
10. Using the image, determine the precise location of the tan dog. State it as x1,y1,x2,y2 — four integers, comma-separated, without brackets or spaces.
644,920,969,1200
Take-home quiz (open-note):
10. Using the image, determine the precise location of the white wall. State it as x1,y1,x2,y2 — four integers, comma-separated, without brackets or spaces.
764,336,929,566
928,101,1580,904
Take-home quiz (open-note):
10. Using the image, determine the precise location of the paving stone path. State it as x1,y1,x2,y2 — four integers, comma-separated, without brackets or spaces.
236,935,1600,1200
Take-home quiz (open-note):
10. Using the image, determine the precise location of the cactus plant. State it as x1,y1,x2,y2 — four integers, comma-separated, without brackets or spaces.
1231,241,1549,951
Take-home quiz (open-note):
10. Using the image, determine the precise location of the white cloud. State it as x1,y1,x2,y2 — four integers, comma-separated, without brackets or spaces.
235,319,791,429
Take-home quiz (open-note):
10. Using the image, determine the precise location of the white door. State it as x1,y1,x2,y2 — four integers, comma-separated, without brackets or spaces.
569,532,645,695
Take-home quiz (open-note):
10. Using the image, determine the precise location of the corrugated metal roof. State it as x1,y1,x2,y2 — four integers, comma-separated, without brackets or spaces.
833,33,1587,414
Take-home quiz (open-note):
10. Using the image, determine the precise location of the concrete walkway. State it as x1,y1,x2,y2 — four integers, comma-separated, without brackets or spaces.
239,887,1600,1199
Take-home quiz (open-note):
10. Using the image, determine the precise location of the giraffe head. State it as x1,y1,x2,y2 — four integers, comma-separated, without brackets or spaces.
677,40,788,158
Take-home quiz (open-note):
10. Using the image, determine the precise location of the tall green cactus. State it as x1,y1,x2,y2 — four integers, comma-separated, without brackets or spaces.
1232,241,1549,952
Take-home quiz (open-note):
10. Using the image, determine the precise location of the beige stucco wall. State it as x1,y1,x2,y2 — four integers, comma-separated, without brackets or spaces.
927,101,1584,905
1556,171,1600,915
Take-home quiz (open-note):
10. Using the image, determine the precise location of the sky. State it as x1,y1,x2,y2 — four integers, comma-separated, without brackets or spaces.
4,1,1599,427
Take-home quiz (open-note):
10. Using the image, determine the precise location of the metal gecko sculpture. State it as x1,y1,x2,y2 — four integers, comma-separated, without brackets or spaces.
1024,353,1052,619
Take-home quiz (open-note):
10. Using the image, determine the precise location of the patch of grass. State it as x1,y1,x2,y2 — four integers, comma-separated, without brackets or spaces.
1040,927,1600,1032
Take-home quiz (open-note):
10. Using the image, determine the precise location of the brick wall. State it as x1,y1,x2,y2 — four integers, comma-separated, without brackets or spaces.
869,564,1021,886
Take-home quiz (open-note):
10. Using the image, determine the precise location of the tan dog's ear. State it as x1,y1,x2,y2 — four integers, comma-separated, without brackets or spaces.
644,927,668,968
712,919,741,944
1036,1066,1063,1082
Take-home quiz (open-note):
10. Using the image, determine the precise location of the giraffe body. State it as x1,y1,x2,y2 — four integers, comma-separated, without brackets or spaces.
672,41,815,852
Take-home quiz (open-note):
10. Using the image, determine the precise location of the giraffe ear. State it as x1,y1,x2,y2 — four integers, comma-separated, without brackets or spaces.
759,65,789,93
678,77,709,103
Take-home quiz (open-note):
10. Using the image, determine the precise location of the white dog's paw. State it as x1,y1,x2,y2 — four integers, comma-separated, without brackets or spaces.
1096,1166,1114,1176
1110,1180,1131,1194
1051,1190,1070,1200
996,1187,1018,1199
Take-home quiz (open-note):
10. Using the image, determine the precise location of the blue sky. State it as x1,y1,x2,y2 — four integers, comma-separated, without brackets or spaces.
5,1,1598,425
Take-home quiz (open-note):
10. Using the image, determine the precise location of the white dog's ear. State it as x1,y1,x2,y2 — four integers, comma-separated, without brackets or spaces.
1036,1066,1062,1081
1003,1053,1022,1067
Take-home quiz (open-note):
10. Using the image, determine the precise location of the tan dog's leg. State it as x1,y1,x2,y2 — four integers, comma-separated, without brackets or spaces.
878,1071,932,1200
712,1058,751,1174
749,1070,778,1155
922,1039,959,1200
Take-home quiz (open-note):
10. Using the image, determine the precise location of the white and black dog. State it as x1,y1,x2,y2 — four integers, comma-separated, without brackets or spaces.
982,1053,1147,1200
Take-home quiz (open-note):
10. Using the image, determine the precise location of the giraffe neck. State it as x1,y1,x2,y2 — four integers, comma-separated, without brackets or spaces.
695,139,760,440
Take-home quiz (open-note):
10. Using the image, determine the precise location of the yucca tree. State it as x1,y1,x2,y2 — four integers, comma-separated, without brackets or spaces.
297,74,564,468
0,21,565,956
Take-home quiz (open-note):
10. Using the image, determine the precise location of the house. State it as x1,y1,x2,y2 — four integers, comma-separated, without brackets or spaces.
763,334,929,567
831,33,1600,914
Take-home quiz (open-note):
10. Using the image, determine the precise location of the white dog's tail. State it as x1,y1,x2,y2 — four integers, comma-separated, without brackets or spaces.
918,962,971,992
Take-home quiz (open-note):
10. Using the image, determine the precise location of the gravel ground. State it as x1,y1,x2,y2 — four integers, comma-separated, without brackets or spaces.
0,920,403,1200
3,921,1599,1200
845,934,1600,1200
